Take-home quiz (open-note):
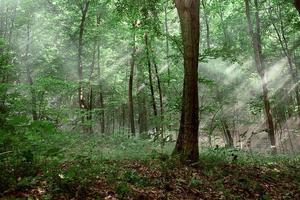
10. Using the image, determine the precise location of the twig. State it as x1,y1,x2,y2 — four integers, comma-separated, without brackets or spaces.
0,151,13,156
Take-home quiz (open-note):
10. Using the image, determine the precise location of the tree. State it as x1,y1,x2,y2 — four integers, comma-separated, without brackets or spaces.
244,0,276,154
77,0,90,117
295,0,300,13
173,0,200,162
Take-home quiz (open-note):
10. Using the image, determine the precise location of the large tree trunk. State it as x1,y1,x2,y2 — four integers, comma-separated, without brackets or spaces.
245,0,276,154
173,0,200,163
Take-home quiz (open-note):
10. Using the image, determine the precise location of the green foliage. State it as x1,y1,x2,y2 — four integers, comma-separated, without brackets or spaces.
188,176,202,188
116,182,131,198
121,170,149,187
0,0,300,198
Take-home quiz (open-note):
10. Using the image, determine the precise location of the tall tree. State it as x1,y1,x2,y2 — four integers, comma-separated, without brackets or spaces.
173,0,200,162
145,33,158,133
25,20,38,121
77,1,90,112
128,22,136,135
245,0,276,153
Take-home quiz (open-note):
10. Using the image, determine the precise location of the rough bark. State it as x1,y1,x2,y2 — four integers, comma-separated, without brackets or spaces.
173,0,200,163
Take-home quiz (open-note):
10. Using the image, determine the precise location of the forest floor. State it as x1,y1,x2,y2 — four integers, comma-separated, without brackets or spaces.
1,132,300,200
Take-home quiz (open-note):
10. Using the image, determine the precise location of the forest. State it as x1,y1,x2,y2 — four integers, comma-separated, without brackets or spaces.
0,0,300,199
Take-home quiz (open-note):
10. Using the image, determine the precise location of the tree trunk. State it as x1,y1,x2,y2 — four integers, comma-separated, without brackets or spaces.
99,92,104,133
128,24,136,136
221,120,234,148
96,23,105,134
137,63,148,137
295,0,300,14
173,0,200,163
145,33,158,133
245,0,276,154
153,60,164,139
270,7,300,122
77,1,89,113
87,40,97,134
122,104,126,134
164,1,170,85
202,0,211,49
25,23,38,121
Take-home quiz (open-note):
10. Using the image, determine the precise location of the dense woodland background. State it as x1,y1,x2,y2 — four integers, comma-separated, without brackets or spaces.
1,0,300,199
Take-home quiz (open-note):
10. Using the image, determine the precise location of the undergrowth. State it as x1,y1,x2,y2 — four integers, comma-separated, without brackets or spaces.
0,120,300,199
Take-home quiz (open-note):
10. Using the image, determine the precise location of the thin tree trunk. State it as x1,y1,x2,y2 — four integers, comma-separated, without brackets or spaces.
173,0,200,163
87,39,97,134
154,61,164,139
8,3,17,46
128,24,136,136
202,0,211,49
145,33,158,133
270,7,300,122
164,1,170,85
25,23,38,121
96,33,105,134
122,104,126,134
245,0,276,154
77,1,90,115
137,66,148,137
221,120,234,148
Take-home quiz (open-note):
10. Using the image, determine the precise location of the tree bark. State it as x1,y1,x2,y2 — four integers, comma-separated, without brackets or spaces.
245,0,276,154
173,0,200,163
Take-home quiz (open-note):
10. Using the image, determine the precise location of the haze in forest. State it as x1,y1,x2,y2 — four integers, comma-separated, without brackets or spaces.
1,0,300,199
